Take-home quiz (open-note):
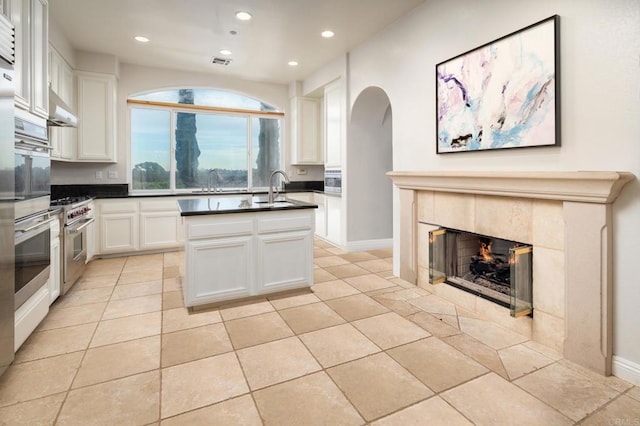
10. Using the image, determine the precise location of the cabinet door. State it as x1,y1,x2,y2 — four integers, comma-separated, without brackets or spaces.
11,0,29,109
291,97,322,164
256,230,313,294
100,213,138,254
185,236,253,306
140,211,182,250
314,193,327,238
76,72,116,162
49,236,60,304
326,195,342,244
58,54,73,106
86,207,95,262
30,0,47,117
324,80,342,167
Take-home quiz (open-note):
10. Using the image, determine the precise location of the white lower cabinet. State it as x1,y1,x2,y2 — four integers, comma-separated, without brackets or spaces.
314,193,327,238
86,201,96,262
186,235,253,305
100,214,137,253
256,231,313,294
95,198,185,256
326,194,342,244
49,218,61,304
139,199,183,250
97,200,138,254
15,285,49,351
183,210,314,307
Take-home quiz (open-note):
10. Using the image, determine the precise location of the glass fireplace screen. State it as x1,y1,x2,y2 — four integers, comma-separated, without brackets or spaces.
429,228,533,317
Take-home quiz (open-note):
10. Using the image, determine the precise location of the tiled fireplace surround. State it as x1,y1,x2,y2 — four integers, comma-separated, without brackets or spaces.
388,171,634,376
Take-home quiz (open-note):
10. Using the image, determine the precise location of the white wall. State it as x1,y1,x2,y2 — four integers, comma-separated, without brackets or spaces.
313,0,640,377
347,87,393,242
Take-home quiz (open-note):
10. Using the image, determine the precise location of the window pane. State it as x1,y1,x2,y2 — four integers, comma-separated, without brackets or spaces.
131,89,281,112
251,117,281,188
175,113,249,190
131,108,171,190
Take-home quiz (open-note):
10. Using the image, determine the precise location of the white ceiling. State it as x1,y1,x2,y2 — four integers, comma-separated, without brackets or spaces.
49,0,425,85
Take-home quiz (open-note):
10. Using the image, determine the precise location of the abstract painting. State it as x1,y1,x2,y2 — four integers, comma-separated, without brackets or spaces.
436,16,559,153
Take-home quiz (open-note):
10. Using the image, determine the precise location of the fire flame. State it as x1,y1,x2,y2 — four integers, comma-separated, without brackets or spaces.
480,241,494,261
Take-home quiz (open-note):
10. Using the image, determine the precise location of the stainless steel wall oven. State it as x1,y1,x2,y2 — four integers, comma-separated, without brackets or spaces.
0,11,15,377
14,211,54,309
14,109,50,220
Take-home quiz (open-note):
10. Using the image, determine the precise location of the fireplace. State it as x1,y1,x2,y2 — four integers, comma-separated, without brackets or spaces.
387,170,634,376
428,228,533,317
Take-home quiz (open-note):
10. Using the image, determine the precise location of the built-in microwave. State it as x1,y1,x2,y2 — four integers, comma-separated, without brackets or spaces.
324,169,342,194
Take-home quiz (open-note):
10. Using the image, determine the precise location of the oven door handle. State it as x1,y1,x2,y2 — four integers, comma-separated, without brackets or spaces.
19,218,51,234
15,218,54,245
67,218,95,234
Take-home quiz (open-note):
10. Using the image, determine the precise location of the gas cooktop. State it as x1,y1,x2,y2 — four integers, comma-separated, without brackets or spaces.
50,196,93,206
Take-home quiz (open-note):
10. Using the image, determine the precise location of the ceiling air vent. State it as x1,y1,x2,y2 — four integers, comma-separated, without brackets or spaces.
211,57,232,66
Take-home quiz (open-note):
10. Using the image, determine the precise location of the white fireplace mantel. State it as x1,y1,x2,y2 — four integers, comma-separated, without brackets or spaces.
388,170,635,376
387,171,634,204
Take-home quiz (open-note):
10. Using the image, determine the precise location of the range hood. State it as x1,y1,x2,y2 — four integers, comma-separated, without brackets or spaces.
48,89,78,127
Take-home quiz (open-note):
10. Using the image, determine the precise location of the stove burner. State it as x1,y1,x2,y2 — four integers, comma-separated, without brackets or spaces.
51,196,92,206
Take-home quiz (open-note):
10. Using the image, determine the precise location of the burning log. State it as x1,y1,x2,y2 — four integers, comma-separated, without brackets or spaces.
469,238,510,286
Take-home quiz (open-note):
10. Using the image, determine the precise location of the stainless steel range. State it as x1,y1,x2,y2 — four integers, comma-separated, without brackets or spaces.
50,196,94,294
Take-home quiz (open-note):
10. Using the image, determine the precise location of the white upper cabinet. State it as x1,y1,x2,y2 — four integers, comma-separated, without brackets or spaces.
324,79,342,167
290,96,322,165
11,0,30,109
76,71,117,162
49,45,75,160
49,45,73,105
11,0,48,118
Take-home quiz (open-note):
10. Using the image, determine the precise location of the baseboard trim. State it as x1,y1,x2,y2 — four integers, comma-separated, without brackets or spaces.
343,238,393,253
612,355,640,386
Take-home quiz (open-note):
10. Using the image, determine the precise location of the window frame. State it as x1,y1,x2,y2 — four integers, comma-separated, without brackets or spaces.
127,96,284,195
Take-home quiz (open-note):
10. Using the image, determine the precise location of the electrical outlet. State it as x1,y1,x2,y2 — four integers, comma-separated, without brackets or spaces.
95,171,103,179
297,168,307,175
107,171,118,179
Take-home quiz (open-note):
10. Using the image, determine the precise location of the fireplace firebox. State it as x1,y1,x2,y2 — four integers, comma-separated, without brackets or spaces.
429,228,533,317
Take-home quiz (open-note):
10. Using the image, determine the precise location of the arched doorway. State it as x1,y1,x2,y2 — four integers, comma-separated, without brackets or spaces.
346,87,393,246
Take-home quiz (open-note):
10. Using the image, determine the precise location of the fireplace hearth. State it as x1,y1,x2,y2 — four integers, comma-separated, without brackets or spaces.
388,170,635,376
429,228,533,316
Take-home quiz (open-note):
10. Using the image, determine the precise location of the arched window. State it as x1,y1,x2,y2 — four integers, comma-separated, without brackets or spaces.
128,89,283,192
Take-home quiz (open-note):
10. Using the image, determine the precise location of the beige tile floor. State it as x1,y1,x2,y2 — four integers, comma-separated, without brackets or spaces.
1,239,639,425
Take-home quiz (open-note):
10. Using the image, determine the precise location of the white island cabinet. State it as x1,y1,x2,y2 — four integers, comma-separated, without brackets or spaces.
179,197,316,308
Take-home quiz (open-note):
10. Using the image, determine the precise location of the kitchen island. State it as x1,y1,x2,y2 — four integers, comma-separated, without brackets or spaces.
177,196,317,308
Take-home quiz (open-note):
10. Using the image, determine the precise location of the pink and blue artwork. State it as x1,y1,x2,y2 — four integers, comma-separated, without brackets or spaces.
436,16,558,153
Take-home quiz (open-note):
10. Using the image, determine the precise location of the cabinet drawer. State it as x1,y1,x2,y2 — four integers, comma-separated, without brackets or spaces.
139,199,179,212
186,216,254,239
98,200,137,214
257,212,313,234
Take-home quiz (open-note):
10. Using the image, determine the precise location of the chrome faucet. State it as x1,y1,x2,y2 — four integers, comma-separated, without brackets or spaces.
207,169,221,193
268,170,290,204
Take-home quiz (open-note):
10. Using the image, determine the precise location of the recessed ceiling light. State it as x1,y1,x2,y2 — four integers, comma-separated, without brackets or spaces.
220,49,232,55
321,30,335,38
288,61,299,66
235,11,252,21
134,36,150,43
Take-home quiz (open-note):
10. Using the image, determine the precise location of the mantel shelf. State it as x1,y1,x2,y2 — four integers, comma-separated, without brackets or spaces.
387,171,635,204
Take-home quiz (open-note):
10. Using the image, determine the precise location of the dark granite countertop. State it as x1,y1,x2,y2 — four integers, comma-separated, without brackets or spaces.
52,181,324,200
177,196,318,216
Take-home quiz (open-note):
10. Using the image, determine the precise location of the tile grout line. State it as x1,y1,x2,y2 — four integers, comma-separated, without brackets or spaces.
51,265,117,425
